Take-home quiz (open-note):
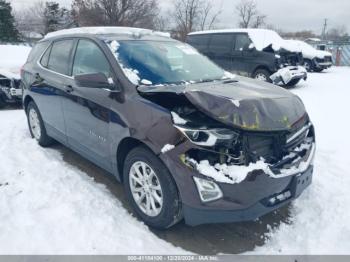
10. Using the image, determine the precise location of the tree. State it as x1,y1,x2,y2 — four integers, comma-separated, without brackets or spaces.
235,0,266,28
43,1,74,34
72,0,160,29
15,1,74,36
0,0,20,42
170,0,222,41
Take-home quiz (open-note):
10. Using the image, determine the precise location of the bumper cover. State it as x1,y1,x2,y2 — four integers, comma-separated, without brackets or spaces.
270,66,307,85
184,165,313,226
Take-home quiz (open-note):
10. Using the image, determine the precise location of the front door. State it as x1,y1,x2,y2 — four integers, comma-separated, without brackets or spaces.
62,39,115,171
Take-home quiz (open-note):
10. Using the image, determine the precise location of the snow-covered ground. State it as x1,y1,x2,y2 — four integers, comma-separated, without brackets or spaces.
252,67,350,254
0,43,349,254
0,45,31,74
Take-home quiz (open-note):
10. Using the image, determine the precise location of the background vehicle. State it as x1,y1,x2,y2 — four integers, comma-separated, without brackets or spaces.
187,29,307,87
286,40,333,72
0,69,22,108
21,27,315,229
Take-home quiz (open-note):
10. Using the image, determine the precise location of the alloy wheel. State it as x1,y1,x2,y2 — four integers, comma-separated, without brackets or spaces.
255,73,268,81
28,108,41,140
129,161,163,217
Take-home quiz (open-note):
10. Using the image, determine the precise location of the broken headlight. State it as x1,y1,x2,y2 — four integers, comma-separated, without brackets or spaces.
174,125,239,147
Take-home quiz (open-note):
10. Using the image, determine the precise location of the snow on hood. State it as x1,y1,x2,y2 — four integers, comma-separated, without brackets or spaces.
45,27,170,39
0,69,20,79
286,40,332,59
0,45,31,74
189,29,300,53
138,76,307,132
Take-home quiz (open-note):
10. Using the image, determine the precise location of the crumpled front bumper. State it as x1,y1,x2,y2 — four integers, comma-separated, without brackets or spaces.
0,86,22,100
270,66,307,85
159,124,316,226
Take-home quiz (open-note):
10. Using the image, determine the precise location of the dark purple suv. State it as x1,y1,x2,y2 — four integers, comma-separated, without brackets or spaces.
22,27,315,229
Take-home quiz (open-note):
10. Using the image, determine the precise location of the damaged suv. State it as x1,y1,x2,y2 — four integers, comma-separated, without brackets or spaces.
22,27,315,229
0,69,22,108
187,29,307,87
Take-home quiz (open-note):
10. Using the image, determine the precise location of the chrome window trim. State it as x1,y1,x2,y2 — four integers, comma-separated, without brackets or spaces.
36,41,74,80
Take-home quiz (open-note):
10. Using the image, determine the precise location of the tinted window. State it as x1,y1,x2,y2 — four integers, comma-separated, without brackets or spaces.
208,34,234,54
40,45,51,67
234,34,252,51
47,40,75,75
73,40,111,78
187,35,210,52
27,42,49,63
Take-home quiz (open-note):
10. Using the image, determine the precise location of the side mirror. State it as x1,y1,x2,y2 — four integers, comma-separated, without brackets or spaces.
74,73,119,91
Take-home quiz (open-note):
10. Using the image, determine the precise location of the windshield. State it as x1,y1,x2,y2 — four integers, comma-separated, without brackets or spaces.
106,40,228,86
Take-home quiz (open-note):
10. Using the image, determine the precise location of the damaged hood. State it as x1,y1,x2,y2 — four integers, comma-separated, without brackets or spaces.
138,76,307,131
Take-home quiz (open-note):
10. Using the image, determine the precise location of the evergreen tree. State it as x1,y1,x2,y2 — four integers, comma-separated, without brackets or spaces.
0,0,20,42
43,2,74,34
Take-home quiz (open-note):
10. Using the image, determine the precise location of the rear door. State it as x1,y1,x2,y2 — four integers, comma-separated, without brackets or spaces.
207,34,234,71
232,33,253,76
30,39,75,143
62,38,115,171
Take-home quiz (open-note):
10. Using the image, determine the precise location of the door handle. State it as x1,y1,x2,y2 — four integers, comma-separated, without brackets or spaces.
64,85,74,93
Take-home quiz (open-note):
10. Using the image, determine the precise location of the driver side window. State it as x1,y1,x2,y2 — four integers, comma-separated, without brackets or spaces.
234,34,252,51
73,39,111,78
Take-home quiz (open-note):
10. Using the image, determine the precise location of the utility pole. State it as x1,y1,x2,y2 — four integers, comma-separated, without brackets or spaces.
322,18,328,41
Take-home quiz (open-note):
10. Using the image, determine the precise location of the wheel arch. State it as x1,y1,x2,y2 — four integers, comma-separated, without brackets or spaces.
23,95,35,112
116,137,154,183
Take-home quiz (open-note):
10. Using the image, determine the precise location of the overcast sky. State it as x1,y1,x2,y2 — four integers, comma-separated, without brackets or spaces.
9,0,350,34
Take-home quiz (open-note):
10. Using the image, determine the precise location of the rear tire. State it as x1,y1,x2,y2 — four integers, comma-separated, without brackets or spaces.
26,101,54,147
252,69,272,83
123,146,182,229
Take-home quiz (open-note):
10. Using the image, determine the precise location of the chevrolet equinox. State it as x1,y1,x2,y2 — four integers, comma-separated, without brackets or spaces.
22,27,316,229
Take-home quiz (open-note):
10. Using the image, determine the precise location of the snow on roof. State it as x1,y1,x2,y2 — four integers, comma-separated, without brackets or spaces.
44,27,171,39
188,28,300,52
286,40,332,59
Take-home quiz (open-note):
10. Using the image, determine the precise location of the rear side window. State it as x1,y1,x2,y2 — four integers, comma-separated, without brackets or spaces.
208,34,234,54
72,39,111,78
47,40,75,75
27,42,49,63
187,35,210,52
40,45,51,67
234,34,252,51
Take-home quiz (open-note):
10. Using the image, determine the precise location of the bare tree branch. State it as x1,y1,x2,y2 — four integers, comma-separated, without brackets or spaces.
235,0,266,28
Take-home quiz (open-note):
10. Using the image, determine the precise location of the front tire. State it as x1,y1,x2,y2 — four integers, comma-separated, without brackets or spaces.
123,146,182,229
304,59,313,72
26,101,54,147
252,69,272,83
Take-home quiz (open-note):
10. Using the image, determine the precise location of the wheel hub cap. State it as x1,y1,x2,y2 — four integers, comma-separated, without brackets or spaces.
129,161,163,217
29,108,41,140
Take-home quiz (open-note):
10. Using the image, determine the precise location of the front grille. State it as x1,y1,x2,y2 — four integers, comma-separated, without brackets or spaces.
244,122,314,164
244,134,277,163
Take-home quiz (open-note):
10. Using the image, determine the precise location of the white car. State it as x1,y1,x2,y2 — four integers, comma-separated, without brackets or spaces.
286,40,333,72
